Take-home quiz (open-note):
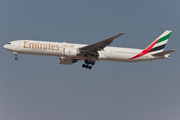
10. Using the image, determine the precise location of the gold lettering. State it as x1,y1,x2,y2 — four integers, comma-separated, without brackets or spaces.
24,41,28,48
29,43,37,49
38,42,39,49
51,44,55,50
56,45,59,51
43,44,47,50
40,44,43,49
24,42,61,50
69,45,74,48
68,50,71,54
48,44,51,50
39,44,47,50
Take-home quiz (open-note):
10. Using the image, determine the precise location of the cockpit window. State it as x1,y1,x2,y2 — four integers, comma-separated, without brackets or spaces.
7,43,11,44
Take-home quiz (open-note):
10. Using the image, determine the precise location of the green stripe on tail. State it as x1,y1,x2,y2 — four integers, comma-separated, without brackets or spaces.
157,32,172,44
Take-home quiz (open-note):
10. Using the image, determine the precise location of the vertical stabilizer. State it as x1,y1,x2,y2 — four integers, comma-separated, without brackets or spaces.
129,30,172,60
148,30,172,54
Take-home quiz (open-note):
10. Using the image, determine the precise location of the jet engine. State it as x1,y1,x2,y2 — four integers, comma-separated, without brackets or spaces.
64,48,78,57
59,57,77,65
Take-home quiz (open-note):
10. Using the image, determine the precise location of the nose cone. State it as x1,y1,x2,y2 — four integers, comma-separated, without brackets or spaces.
3,44,7,49
3,44,11,51
4,42,14,51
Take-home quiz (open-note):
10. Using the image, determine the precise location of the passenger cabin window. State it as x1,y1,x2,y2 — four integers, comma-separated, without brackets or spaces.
7,43,11,44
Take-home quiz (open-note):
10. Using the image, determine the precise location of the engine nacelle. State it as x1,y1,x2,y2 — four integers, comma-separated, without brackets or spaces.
59,57,76,65
64,48,78,57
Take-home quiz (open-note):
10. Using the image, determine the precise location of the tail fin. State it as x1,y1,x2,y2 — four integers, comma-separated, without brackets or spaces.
129,30,172,60
148,30,172,54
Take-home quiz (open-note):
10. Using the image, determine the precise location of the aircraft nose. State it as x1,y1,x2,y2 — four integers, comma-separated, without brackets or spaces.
3,44,7,49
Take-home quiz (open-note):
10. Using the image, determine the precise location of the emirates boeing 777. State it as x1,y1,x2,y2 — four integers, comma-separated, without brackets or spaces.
4,30,175,69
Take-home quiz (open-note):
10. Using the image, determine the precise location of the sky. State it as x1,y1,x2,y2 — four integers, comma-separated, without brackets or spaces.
0,0,180,120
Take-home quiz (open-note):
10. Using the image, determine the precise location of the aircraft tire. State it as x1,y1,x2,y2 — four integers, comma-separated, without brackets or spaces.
85,60,89,64
15,57,18,60
89,66,92,69
82,64,85,68
85,65,89,68
91,61,95,65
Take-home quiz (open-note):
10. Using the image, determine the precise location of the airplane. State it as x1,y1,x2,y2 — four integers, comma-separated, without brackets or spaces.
3,30,175,69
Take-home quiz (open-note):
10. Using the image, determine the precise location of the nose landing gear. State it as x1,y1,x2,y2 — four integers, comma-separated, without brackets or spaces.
15,56,18,60
82,60,95,70
13,52,18,60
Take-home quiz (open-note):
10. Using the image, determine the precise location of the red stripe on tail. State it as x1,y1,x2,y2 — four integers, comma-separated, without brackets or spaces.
129,39,159,60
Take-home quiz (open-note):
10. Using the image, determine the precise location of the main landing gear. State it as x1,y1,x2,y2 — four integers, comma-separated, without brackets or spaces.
82,60,95,70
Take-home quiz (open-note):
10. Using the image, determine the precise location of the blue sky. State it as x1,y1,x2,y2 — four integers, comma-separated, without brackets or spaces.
0,0,180,120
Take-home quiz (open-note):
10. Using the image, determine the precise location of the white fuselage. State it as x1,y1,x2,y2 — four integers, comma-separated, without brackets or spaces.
3,40,168,62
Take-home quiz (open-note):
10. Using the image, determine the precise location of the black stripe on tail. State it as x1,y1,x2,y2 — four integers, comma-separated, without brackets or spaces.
149,44,166,53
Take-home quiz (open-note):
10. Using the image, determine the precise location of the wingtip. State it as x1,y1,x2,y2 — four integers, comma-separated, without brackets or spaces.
119,33,126,35
171,49,176,52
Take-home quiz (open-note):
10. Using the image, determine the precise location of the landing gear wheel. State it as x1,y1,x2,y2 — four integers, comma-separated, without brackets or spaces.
13,52,18,60
15,57,18,60
85,60,90,64
91,61,95,65
88,66,92,69
85,65,89,68
82,64,85,68
82,60,95,69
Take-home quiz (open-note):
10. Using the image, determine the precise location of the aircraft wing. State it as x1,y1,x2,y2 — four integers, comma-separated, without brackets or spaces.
79,33,125,53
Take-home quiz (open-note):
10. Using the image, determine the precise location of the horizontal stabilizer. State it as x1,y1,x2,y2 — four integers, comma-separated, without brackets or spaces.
152,49,175,56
